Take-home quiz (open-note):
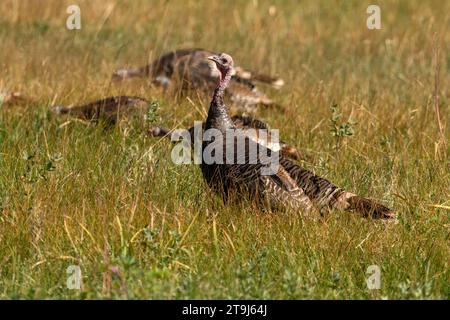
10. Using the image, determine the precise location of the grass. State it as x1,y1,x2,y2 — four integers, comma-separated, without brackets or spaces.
0,0,448,299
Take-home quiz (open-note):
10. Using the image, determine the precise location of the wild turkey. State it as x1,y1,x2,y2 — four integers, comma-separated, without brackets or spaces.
51,96,152,125
149,114,305,161
112,48,284,111
200,53,395,219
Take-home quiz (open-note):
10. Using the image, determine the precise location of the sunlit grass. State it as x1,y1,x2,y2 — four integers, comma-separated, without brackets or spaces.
0,0,448,299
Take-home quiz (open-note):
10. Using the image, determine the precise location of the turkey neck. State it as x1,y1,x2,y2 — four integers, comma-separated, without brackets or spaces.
205,67,235,132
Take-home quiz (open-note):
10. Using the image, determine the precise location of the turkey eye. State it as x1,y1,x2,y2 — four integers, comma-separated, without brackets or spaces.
221,58,227,64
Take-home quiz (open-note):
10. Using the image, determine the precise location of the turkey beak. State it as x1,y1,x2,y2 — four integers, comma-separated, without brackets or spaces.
207,55,220,64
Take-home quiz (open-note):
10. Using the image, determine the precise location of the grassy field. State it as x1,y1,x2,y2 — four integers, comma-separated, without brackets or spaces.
0,0,448,299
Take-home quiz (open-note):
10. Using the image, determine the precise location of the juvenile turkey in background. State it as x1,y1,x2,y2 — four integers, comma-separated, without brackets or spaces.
112,48,285,112
51,96,152,125
200,53,396,219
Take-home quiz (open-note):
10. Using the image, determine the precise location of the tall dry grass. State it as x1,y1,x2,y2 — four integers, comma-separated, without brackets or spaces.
0,0,448,298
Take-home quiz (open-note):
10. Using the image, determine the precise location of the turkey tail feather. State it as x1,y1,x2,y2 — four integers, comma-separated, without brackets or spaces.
112,67,145,80
280,158,395,219
251,73,285,89
234,67,284,89
346,195,396,219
